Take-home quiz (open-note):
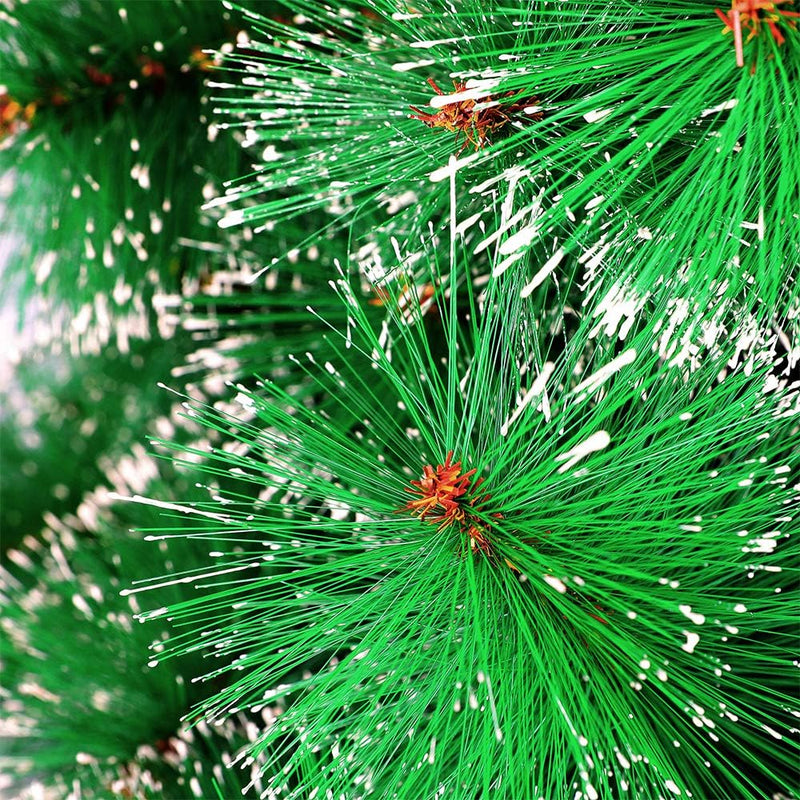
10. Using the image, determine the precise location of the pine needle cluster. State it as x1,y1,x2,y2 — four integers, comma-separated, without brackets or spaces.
210,0,799,328
134,248,799,797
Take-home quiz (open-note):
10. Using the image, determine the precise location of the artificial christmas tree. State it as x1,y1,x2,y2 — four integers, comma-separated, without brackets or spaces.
1,1,797,799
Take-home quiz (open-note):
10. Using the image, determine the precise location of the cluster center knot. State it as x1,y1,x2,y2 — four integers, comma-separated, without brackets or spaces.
404,451,502,557
715,0,800,67
410,78,538,153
